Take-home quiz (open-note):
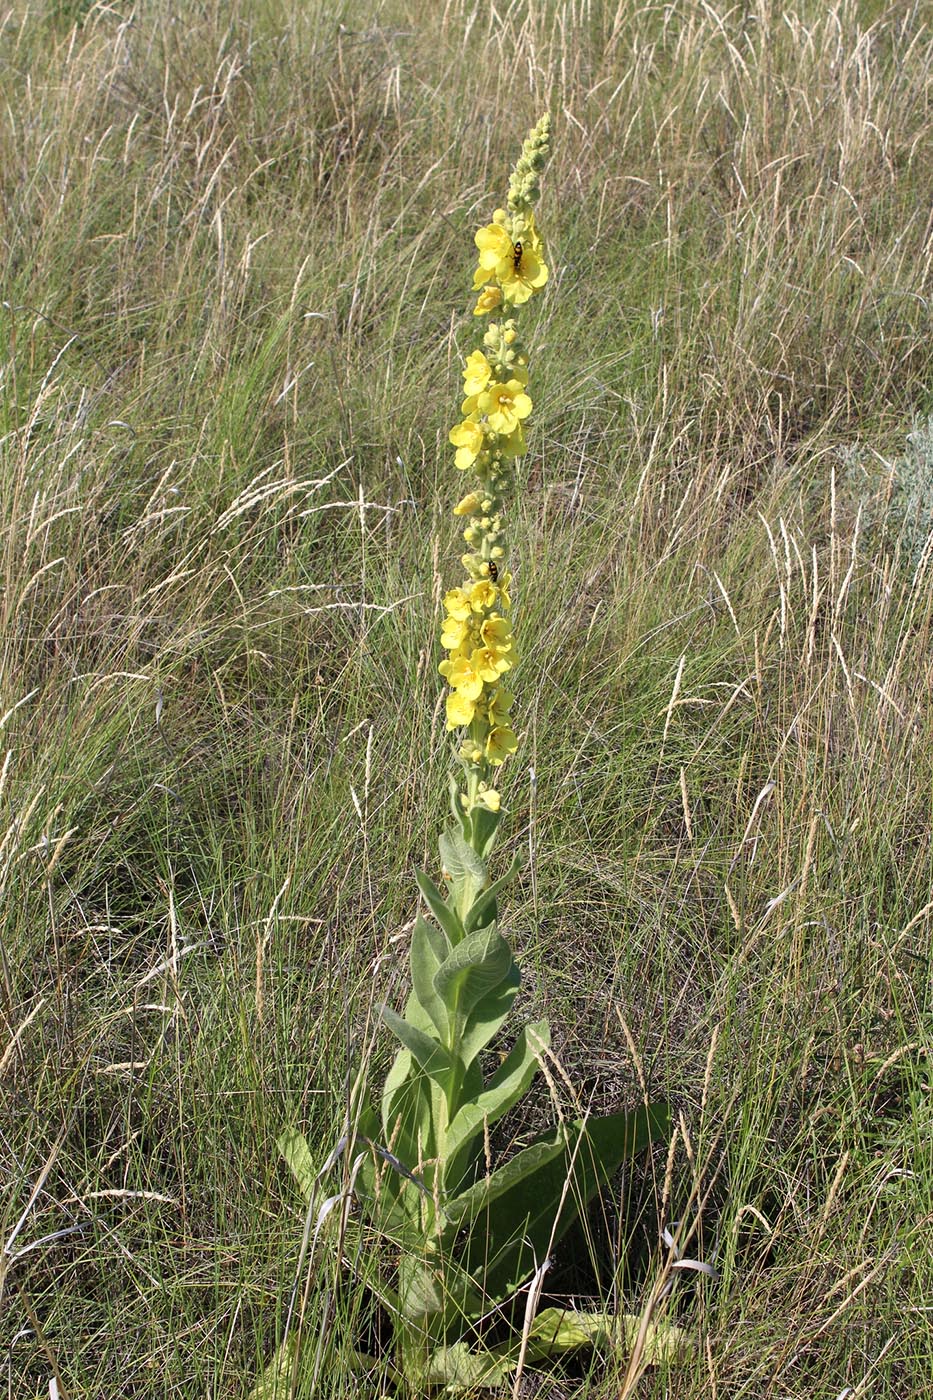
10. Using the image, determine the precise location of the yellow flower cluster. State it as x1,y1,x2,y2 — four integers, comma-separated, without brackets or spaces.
439,564,517,783
472,215,548,310
440,116,550,819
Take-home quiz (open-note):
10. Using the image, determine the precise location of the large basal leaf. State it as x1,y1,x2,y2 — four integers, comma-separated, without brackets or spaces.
398,1245,488,1333
439,826,488,921
398,1250,448,1322
444,1103,670,1304
422,1342,512,1392
439,1306,691,1382
521,1306,692,1365
355,1152,425,1242
248,1337,297,1400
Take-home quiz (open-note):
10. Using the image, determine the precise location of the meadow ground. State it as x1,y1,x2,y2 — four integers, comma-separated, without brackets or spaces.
1,0,932,1395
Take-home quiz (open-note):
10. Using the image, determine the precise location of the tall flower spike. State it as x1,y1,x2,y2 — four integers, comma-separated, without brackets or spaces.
442,118,551,852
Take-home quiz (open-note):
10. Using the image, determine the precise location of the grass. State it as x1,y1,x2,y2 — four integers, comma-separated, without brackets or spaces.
1,0,932,1394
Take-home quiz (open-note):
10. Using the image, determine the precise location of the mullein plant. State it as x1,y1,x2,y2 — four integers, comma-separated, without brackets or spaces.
262,119,673,1395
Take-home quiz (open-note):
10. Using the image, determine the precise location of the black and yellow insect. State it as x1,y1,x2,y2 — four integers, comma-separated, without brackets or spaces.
512,240,523,271
487,560,498,582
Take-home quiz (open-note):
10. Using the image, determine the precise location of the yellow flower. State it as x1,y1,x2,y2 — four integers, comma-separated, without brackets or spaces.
498,424,526,458
463,351,493,397
449,417,485,470
440,616,470,651
481,615,514,652
486,725,518,764
487,687,514,727
472,647,512,683
474,223,514,282
498,227,548,306
472,219,548,306
469,580,497,613
446,692,476,729
453,492,485,516
443,587,472,621
445,656,484,701
473,286,502,316
476,786,500,812
477,380,532,436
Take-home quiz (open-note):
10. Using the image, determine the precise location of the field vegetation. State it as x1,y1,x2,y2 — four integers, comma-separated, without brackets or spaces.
1,0,932,1394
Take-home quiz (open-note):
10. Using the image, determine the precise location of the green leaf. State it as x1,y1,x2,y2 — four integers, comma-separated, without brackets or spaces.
524,1306,613,1356
380,983,443,1152
447,774,472,840
406,1308,692,1394
381,1006,455,1091
468,802,502,861
439,826,487,921
422,1342,511,1391
248,1336,297,1399
398,1250,447,1322
434,924,514,1053
445,1021,549,1181
523,1307,692,1365
463,854,522,934
456,963,520,1068
409,914,449,1040
491,1305,690,1366
445,1103,670,1303
381,1046,434,1166
415,871,464,947
377,965,483,1194
277,1128,317,1203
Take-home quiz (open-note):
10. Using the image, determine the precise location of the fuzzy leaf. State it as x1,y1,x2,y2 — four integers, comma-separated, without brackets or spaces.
409,914,449,1040
380,984,441,1149
439,826,487,921
444,1103,670,1303
445,1021,549,1179
410,1308,691,1395
434,924,514,1054
423,1342,511,1391
247,1337,297,1399
456,963,520,1068
523,1307,692,1365
463,854,521,934
415,871,463,947
525,1306,613,1354
381,1006,455,1091
277,1128,317,1203
468,802,502,861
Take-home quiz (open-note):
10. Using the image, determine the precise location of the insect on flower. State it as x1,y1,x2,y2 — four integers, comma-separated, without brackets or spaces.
487,561,498,582
512,240,523,271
